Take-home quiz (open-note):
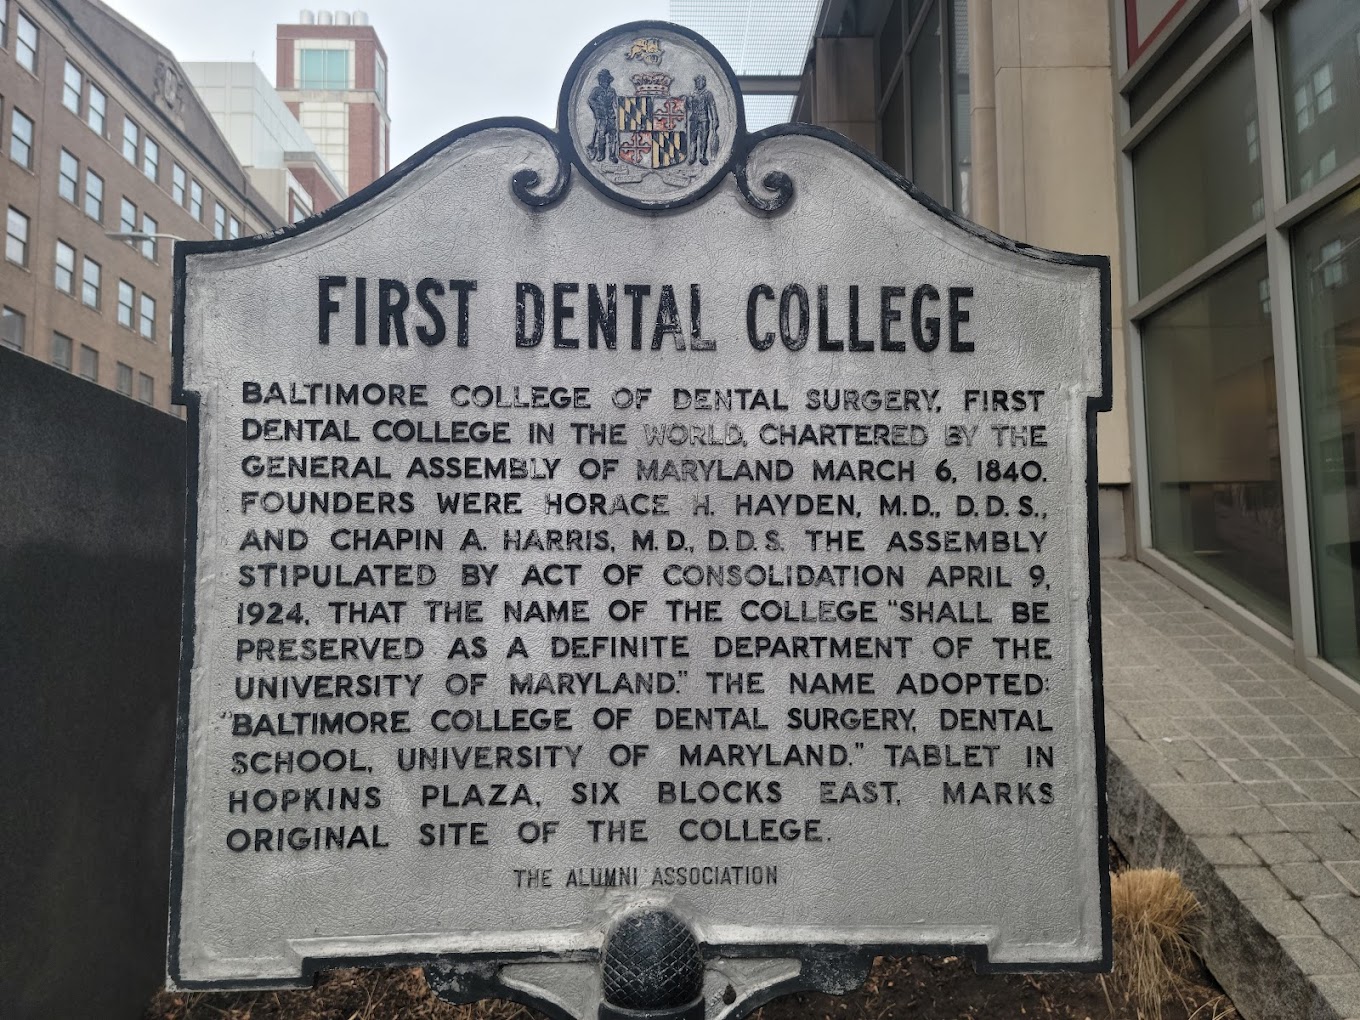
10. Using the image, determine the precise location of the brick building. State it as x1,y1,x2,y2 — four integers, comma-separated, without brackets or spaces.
0,0,282,411
275,10,390,195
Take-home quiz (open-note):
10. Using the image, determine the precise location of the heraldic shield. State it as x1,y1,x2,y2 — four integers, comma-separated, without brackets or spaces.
617,74,687,169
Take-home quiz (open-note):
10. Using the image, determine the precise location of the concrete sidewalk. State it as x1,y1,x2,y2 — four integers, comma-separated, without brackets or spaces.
1102,559,1360,1020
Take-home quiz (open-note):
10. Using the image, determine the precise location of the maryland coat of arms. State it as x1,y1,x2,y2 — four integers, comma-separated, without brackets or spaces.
584,38,721,185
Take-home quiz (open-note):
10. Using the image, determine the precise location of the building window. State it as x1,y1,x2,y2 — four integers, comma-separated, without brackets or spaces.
116,361,132,395
117,280,134,328
54,239,75,293
172,164,186,204
0,1,8,49
122,116,139,163
84,169,103,222
88,84,106,136
51,332,73,372
81,256,101,308
120,197,136,239
1279,0,1360,200
63,60,83,114
138,371,154,405
213,202,226,240
297,48,350,89
139,293,156,341
1,307,25,352
6,206,29,266
143,135,159,182
1295,190,1360,679
228,215,240,240
1132,45,1262,295
10,107,33,168
189,180,203,220
58,149,79,203
78,343,98,381
141,213,158,260
15,11,37,74
299,101,350,190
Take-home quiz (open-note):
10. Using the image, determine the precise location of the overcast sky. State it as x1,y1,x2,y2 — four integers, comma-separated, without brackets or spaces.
103,0,667,164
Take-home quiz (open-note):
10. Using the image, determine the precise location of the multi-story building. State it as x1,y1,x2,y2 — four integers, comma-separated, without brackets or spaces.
275,10,390,195
0,0,282,411
693,0,1360,699
182,61,346,223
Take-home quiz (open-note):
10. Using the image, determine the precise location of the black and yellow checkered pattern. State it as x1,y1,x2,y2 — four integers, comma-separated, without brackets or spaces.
653,131,685,168
618,97,652,132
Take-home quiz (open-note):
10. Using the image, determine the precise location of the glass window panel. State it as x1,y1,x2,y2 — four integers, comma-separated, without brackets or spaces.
1132,45,1261,294
118,280,134,328
10,108,33,168
1143,249,1291,629
1295,188,1360,680
16,12,36,74
172,164,186,204
214,203,226,240
189,180,203,220
138,372,154,405
881,73,906,175
949,0,971,218
81,257,100,308
116,362,133,395
63,60,82,114
1,307,24,352
139,293,156,341
1127,0,1242,123
7,206,29,265
143,136,159,182
54,240,74,293
1278,0,1360,200
878,0,903,97
84,170,103,221
122,117,138,163
58,150,78,202
52,333,72,372
910,0,947,203
78,344,97,382
299,47,351,89
141,213,157,260
0,3,8,49
88,85,106,135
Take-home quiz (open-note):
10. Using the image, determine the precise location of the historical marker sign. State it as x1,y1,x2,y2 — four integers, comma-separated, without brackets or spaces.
170,22,1110,1017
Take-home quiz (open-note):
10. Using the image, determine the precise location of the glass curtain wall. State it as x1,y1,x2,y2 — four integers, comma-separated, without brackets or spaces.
874,0,970,215
1123,0,1360,683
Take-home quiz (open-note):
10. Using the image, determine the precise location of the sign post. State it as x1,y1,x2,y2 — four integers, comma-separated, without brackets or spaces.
170,22,1111,1019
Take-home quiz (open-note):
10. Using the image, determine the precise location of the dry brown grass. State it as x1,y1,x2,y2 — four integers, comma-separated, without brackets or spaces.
1108,868,1203,1020
145,966,535,1020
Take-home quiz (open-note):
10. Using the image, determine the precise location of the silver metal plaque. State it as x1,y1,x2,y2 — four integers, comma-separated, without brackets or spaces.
170,21,1111,1015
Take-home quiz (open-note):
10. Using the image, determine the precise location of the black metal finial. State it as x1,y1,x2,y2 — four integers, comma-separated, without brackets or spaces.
599,909,705,1019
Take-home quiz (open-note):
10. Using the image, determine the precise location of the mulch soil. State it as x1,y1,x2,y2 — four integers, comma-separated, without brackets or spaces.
145,951,1237,1020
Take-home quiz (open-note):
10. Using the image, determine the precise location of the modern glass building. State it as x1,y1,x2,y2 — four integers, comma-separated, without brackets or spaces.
679,0,1360,700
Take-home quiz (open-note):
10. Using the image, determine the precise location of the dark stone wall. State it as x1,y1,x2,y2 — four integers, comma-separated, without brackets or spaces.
0,348,185,1019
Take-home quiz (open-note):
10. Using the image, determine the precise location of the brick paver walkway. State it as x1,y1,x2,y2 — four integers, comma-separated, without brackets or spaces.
1102,559,1360,1020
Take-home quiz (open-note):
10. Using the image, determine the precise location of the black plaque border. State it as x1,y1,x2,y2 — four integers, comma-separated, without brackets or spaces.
168,19,1114,1000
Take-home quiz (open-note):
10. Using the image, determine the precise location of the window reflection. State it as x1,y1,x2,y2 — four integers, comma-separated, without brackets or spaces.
1143,250,1292,630
1296,189,1360,679
1278,0,1360,198
1132,46,1262,294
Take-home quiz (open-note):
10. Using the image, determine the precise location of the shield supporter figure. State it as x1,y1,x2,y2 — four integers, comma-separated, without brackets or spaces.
587,70,620,163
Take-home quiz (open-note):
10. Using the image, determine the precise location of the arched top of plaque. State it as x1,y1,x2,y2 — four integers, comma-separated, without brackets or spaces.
559,22,745,210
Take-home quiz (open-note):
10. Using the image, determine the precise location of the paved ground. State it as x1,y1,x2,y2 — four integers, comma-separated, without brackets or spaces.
1102,558,1360,1020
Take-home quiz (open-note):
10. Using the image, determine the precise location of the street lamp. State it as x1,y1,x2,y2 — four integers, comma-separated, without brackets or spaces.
104,230,185,261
